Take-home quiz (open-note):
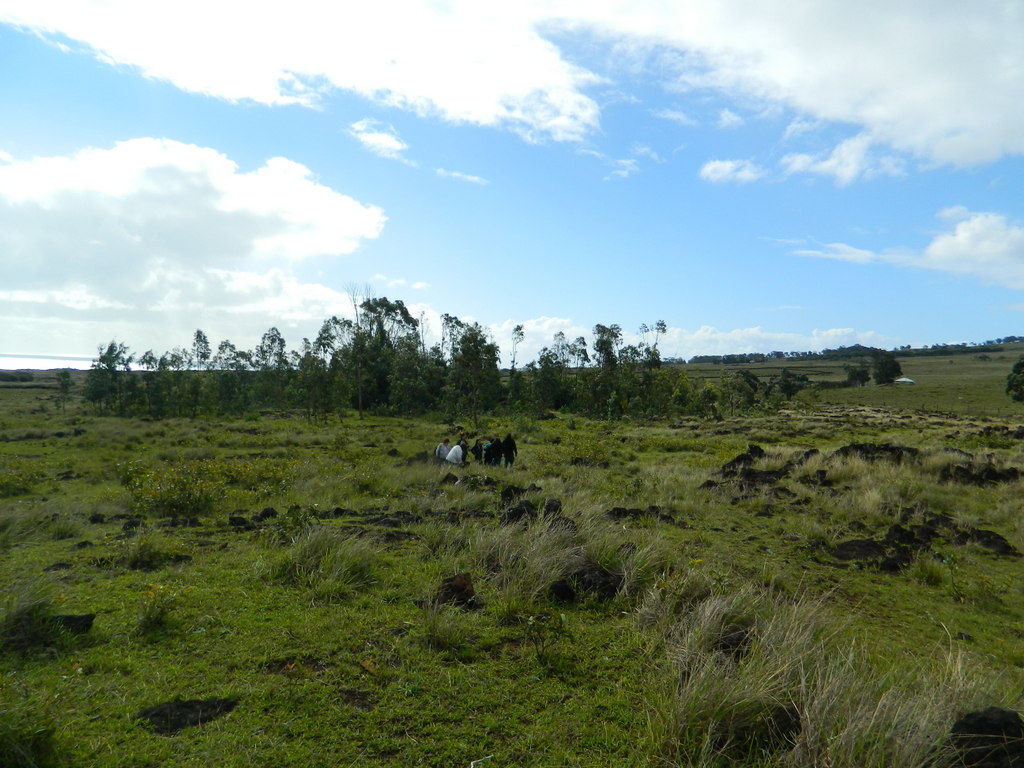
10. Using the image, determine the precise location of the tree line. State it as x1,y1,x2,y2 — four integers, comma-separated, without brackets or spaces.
80,299,912,421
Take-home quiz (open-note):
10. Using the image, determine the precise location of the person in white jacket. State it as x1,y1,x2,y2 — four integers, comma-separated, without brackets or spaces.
445,441,465,465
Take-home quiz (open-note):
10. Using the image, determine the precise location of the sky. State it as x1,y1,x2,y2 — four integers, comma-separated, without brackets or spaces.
1,1,1023,369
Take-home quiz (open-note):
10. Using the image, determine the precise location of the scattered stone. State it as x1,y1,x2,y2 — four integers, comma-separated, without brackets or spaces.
500,485,527,505
501,500,537,526
542,498,563,515
74,540,94,549
136,698,239,735
253,507,278,522
227,515,254,530
88,513,106,524
439,472,460,485
43,562,72,572
720,444,766,475
940,464,1022,486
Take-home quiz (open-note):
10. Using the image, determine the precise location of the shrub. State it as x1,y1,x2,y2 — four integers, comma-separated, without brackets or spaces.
118,460,225,517
0,457,44,498
269,527,380,601
135,584,187,636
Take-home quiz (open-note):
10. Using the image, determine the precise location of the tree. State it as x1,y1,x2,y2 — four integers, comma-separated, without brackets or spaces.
444,321,501,423
1006,358,1024,403
845,362,871,387
55,370,73,411
871,351,903,385
83,341,134,414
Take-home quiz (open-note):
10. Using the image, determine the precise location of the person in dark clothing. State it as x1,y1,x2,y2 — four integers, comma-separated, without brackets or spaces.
484,438,502,466
501,433,518,468
470,438,484,464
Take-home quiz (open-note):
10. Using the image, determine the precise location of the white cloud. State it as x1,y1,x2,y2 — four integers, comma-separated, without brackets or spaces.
662,325,891,360
652,108,698,127
794,242,878,264
372,273,430,290
781,133,903,186
717,108,743,128
698,159,765,183
795,207,1024,288
6,2,1021,163
631,143,662,162
350,119,413,163
0,139,385,355
436,168,489,185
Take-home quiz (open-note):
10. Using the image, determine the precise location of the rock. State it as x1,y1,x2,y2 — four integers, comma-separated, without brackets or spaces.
501,500,537,525
136,698,239,735
948,707,1024,767
435,573,484,610
720,444,766,475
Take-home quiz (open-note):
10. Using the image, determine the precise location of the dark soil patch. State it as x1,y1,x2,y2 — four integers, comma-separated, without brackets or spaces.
831,443,919,463
940,464,1022,486
136,698,239,735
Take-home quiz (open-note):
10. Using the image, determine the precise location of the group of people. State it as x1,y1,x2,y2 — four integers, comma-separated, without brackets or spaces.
434,433,518,468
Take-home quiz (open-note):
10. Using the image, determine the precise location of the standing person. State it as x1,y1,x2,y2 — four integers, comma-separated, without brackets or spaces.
434,438,450,464
502,432,518,468
445,440,465,466
484,437,502,466
470,438,484,464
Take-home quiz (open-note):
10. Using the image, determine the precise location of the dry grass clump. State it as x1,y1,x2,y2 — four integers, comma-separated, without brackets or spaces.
266,526,381,602
642,585,1009,768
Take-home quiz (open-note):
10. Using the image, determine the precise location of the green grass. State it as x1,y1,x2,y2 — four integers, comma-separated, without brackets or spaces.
1,366,1024,765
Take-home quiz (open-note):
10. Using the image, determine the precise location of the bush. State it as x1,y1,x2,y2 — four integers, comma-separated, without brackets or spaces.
119,460,224,517
269,527,380,601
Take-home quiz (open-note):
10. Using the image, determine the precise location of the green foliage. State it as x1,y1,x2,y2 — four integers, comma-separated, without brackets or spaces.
0,457,44,498
1005,357,1024,402
871,350,904,385
119,460,225,517
135,583,187,636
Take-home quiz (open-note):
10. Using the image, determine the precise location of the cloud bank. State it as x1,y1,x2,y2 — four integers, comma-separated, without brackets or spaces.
4,1,1021,164
0,138,385,353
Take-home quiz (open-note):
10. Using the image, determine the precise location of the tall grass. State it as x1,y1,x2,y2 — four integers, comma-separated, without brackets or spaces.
642,585,1009,768
267,526,381,602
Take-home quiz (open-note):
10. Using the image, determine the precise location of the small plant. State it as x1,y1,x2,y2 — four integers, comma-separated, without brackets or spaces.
136,584,186,635
523,611,570,668
420,602,477,660
120,531,181,571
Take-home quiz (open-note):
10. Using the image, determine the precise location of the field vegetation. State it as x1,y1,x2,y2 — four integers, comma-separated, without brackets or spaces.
2,347,1024,766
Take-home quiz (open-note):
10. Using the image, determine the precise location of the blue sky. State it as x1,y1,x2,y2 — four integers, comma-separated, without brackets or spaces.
1,1,1023,368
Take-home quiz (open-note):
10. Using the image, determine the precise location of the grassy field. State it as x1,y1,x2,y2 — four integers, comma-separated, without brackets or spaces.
683,344,1024,418
2,362,1024,767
